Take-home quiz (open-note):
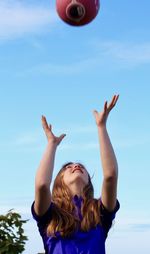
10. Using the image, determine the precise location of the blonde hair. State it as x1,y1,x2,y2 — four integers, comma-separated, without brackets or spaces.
46,162,102,238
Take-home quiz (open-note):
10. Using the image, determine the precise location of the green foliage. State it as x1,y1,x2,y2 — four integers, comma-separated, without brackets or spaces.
0,209,28,254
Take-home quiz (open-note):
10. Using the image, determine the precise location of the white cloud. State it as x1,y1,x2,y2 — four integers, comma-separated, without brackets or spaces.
16,39,150,77
16,56,99,77
128,223,150,232
0,0,57,40
0,206,31,217
92,40,150,66
1,123,150,153
106,230,150,254
114,136,150,149
0,129,44,153
1,125,96,147
14,130,41,146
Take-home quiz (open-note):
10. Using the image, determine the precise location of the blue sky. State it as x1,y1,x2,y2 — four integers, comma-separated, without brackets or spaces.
0,0,150,253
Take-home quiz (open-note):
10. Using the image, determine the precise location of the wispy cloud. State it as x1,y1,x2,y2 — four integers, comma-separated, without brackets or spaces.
114,136,150,149
110,213,150,234
0,125,98,154
0,0,57,40
128,223,150,232
1,125,96,147
14,130,41,146
0,196,33,218
91,40,150,66
1,124,150,153
16,56,99,77
16,39,150,76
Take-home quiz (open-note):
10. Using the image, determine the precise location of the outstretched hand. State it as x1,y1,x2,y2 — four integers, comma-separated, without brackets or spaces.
93,95,119,127
41,115,66,145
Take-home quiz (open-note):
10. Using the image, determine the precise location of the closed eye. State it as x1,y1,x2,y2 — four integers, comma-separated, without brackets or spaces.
65,165,73,170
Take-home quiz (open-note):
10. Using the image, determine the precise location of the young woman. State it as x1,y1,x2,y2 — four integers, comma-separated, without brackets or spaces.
31,95,120,254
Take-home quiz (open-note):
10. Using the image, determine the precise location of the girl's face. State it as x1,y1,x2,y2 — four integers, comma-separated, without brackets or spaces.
63,163,89,188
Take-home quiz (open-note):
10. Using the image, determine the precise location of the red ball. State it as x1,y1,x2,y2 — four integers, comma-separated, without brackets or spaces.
56,0,100,26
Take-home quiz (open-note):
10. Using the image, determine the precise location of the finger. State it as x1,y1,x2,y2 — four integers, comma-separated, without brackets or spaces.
114,94,119,105
41,115,48,128
107,95,118,110
49,124,52,131
110,94,119,108
93,110,99,118
104,101,107,112
59,134,66,142
107,95,116,109
41,115,49,130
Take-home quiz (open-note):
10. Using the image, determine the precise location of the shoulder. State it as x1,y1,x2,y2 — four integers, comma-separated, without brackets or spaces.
98,198,120,239
31,201,54,224
99,198,120,217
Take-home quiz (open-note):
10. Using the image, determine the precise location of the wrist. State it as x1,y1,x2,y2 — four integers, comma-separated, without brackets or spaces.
47,140,58,149
97,124,107,130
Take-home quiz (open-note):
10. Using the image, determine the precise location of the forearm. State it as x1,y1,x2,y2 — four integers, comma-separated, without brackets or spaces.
98,126,118,179
35,141,57,188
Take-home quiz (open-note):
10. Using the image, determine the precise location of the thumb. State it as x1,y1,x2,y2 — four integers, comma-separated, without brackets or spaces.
59,134,66,142
93,110,98,117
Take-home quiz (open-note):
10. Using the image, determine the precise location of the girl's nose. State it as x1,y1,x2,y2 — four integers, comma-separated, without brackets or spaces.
74,164,80,169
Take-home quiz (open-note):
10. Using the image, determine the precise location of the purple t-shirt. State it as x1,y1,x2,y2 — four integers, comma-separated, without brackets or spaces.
31,195,120,254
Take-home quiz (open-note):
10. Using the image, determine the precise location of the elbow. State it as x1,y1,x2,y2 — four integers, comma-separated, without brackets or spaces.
35,181,50,191
35,184,50,196
104,175,118,183
104,168,118,181
35,174,52,190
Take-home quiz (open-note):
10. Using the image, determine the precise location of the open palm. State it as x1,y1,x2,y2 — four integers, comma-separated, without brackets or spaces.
93,95,119,127
42,115,66,145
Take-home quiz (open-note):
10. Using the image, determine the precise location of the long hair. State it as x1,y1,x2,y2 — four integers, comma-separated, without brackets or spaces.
46,162,102,238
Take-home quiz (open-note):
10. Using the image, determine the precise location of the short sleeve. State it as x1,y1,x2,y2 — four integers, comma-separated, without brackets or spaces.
31,201,53,235
99,199,120,239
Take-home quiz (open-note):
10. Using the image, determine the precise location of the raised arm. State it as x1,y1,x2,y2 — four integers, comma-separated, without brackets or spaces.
93,95,119,212
34,116,66,216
